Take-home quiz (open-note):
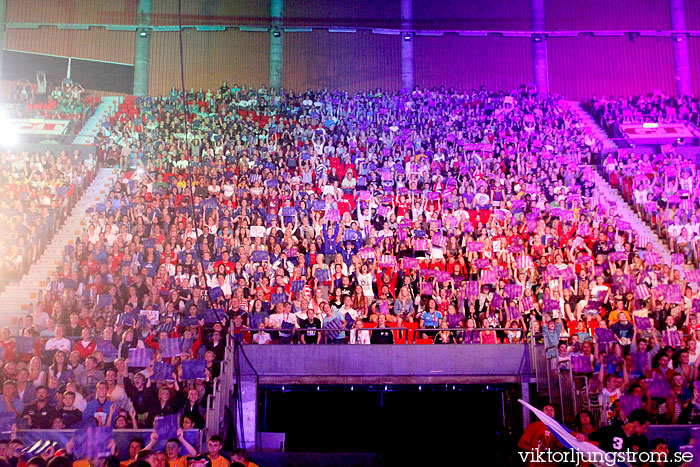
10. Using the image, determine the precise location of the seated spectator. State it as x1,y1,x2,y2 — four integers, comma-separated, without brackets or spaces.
57,390,82,427
44,325,71,354
120,438,144,467
21,385,56,429
73,329,96,359
73,356,105,399
0,380,23,417
369,315,394,344
83,381,113,426
205,435,228,467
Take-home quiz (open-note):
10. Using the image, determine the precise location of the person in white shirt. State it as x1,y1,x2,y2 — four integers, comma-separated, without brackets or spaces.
66,382,87,412
633,183,649,206
45,324,72,353
31,306,50,332
349,319,370,344
252,323,271,345
685,214,700,237
667,215,683,239
268,303,297,343
105,368,130,409
340,295,361,322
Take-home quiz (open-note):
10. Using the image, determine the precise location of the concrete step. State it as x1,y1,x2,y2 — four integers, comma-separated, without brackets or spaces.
0,167,119,328
564,103,674,265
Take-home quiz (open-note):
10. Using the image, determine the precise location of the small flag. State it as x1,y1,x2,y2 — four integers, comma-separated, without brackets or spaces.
635,284,650,300
159,337,181,358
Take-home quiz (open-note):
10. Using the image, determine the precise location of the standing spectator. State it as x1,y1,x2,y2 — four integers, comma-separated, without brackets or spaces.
146,386,177,427
15,368,36,405
299,309,321,344
543,318,562,363
588,408,650,454
124,372,157,424
610,313,634,351
181,388,205,429
517,405,561,467
206,435,229,467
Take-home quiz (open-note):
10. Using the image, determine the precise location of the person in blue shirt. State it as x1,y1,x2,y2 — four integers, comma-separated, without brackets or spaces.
83,381,114,427
0,380,24,418
321,302,347,344
419,299,443,339
543,318,563,361
337,241,357,268
138,248,161,279
322,221,341,260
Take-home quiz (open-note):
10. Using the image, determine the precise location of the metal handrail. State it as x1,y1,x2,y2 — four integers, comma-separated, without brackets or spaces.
232,326,526,344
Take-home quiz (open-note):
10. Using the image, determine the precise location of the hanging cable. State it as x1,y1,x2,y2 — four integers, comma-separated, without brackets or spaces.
176,0,223,325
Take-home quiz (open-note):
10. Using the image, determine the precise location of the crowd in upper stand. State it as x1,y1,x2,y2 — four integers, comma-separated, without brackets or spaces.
1,80,94,140
3,80,90,120
588,93,700,137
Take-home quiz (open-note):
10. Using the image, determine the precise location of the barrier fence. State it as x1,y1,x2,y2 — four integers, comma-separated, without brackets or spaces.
14,428,202,460
231,326,526,345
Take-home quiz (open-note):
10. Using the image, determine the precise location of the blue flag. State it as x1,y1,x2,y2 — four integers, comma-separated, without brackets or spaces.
159,337,181,358
128,348,154,368
181,360,206,380
73,427,113,459
153,361,175,381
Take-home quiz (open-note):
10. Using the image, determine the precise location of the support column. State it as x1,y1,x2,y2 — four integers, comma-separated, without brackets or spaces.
234,376,258,451
269,0,283,89
521,380,531,431
400,0,414,91
133,0,152,97
670,0,693,96
530,0,549,93
0,0,6,83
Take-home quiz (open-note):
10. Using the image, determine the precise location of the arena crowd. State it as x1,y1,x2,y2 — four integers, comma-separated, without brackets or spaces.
0,149,94,287
0,83,698,466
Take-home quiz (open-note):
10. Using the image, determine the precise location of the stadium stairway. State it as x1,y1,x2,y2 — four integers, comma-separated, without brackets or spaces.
0,167,119,328
564,101,618,152
589,170,672,264
564,101,673,264
72,96,123,145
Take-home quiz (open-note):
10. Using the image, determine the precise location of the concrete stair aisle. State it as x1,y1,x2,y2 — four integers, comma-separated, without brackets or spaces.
564,101,618,152
73,96,123,145
0,167,120,328
564,102,673,264
589,169,673,265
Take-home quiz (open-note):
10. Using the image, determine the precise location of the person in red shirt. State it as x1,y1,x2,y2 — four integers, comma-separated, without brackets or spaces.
81,252,99,276
395,193,411,218
0,328,16,363
110,244,124,274
213,250,235,274
517,405,562,466
73,328,96,359
376,269,397,297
